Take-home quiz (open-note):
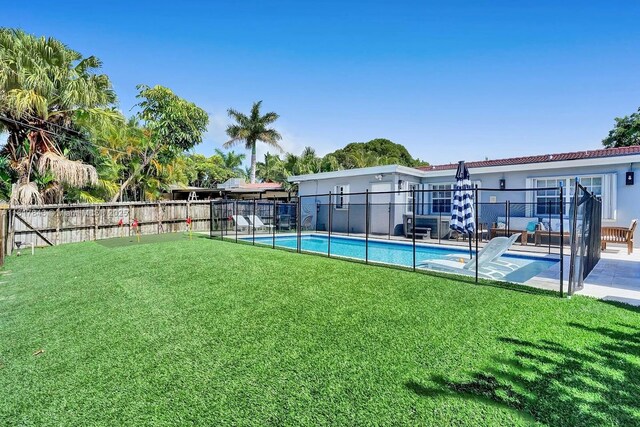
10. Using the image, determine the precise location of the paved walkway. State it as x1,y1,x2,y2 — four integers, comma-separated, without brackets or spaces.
576,247,640,306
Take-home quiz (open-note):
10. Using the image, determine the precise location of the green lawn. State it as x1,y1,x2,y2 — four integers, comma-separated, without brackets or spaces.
1,236,639,426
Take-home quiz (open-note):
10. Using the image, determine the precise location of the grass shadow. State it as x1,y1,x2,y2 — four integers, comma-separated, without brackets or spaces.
407,322,640,426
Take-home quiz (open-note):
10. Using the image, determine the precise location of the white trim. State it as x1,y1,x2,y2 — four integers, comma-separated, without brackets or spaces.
603,174,617,221
419,154,640,178
525,178,534,216
289,154,640,182
288,165,422,183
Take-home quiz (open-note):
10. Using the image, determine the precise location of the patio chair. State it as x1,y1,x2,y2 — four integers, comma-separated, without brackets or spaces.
231,215,251,232
601,219,637,255
247,215,274,231
418,234,521,280
490,216,539,245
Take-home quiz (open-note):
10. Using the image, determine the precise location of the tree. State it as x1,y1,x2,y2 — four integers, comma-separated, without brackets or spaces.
110,85,208,202
256,152,285,183
181,154,230,188
215,148,246,178
326,138,419,168
0,28,118,204
224,101,282,183
602,107,640,148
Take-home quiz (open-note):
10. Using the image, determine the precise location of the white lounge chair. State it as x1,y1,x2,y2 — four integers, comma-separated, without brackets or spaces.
419,234,521,280
247,215,274,231
231,215,251,232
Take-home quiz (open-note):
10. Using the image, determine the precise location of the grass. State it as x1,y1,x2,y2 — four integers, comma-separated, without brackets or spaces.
1,236,639,426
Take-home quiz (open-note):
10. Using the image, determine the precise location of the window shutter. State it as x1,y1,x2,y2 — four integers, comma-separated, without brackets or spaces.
525,178,534,217
602,174,616,220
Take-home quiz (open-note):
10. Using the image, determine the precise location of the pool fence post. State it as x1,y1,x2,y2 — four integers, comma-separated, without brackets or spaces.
252,198,256,245
234,200,238,243
388,199,392,240
568,179,580,296
438,196,442,245
547,199,552,254
328,191,332,257
272,199,276,249
412,188,416,271
365,189,369,264
347,200,350,236
506,200,511,237
220,202,224,241
559,185,564,297
475,185,479,284
297,195,301,253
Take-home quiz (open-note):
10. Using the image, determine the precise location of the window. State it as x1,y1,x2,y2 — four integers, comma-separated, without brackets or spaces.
535,178,563,216
431,184,452,214
530,174,614,219
405,182,419,213
333,184,349,209
570,176,602,198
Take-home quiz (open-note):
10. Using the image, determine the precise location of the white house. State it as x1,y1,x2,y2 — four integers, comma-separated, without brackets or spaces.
288,146,640,247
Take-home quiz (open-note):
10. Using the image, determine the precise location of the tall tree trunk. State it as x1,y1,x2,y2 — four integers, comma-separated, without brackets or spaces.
110,171,138,203
250,142,257,184
110,145,164,202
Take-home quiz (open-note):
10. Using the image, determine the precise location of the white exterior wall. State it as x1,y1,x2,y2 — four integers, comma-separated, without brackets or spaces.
294,160,640,246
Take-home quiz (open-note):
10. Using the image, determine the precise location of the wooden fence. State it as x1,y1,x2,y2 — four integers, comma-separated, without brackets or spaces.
5,201,211,255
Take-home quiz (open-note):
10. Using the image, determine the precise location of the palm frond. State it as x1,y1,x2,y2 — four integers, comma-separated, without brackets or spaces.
37,151,98,187
10,182,43,206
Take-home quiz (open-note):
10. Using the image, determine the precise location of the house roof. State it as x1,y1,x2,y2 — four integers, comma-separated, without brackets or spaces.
227,182,284,193
418,145,640,172
167,185,220,192
239,182,283,190
288,145,640,183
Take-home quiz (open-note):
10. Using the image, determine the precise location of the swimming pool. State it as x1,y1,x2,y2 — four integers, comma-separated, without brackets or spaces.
239,234,559,284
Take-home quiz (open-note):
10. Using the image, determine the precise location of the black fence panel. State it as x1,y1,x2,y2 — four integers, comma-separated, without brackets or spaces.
568,182,602,294
210,186,574,297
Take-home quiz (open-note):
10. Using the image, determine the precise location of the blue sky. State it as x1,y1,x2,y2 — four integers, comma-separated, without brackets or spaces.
3,1,640,165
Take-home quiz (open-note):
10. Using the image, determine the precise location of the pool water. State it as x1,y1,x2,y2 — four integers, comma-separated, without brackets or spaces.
241,234,559,284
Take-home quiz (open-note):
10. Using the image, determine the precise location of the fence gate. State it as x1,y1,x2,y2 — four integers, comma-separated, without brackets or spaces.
568,181,602,295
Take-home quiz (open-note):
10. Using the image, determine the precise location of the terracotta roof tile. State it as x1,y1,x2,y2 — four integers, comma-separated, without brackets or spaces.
417,145,640,172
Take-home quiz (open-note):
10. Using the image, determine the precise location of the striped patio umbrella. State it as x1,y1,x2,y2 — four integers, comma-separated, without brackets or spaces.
450,161,476,257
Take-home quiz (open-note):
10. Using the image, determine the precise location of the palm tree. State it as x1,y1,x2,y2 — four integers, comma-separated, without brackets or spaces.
0,29,118,204
214,148,246,178
224,101,282,183
256,152,285,183
347,148,380,168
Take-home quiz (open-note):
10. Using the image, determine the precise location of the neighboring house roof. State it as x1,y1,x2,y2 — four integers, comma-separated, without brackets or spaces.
228,182,284,193
418,145,640,172
217,178,284,193
239,182,283,190
167,185,219,192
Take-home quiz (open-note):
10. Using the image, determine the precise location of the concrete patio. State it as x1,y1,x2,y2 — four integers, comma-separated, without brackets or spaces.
576,246,640,306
